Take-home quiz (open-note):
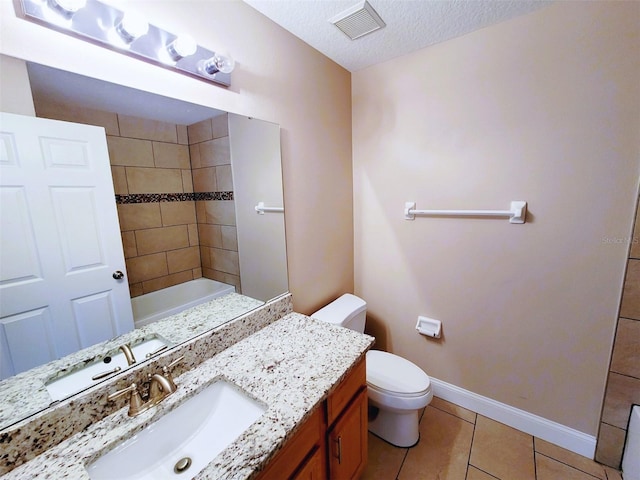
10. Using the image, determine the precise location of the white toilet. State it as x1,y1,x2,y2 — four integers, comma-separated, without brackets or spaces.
312,293,432,447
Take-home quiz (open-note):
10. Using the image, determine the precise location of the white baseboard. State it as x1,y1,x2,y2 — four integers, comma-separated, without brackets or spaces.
430,377,597,459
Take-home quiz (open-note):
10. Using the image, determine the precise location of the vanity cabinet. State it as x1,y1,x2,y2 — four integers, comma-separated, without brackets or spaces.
256,357,367,480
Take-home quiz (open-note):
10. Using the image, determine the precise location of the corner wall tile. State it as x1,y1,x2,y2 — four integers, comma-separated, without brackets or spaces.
192,167,217,193
199,224,223,248
199,137,230,167
595,423,626,469
189,143,201,169
220,226,238,251
610,318,640,378
187,119,212,144
601,372,640,429
629,205,640,259
216,165,234,191
177,125,189,145
211,114,228,139
620,259,640,320
188,224,199,247
211,248,239,275
182,170,194,193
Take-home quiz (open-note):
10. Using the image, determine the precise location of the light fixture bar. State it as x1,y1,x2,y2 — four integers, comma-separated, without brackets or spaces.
19,0,232,87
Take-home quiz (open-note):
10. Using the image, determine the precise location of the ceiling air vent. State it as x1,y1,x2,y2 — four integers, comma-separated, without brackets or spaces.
330,1,386,41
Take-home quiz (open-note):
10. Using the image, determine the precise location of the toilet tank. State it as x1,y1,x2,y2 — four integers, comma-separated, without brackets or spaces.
311,294,367,333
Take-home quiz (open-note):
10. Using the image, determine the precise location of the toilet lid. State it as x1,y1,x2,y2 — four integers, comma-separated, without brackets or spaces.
366,350,430,395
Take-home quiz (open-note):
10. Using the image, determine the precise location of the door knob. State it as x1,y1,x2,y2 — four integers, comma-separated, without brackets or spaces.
112,270,124,280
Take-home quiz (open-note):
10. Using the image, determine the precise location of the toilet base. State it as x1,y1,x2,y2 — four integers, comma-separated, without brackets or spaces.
367,401,421,448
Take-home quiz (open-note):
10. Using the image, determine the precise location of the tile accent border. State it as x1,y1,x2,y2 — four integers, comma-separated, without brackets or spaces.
115,191,234,204
430,377,597,459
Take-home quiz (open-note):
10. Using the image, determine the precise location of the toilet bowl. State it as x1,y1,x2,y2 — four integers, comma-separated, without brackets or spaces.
311,294,432,447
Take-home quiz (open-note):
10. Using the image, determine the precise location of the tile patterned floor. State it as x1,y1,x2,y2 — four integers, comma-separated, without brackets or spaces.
362,397,623,480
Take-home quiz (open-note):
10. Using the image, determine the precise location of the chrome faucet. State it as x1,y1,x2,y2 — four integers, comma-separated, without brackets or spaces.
119,343,136,366
108,356,183,417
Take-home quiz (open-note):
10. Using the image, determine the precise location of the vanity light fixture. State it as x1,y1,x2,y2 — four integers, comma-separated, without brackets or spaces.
113,13,149,45
18,0,233,86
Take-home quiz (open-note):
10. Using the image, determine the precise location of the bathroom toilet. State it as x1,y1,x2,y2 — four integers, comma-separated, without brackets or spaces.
312,294,432,447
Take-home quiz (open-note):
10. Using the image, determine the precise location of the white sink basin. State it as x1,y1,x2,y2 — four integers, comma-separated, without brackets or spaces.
86,380,266,480
45,336,170,402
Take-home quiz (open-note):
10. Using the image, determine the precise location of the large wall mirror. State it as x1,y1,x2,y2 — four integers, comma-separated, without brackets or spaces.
0,61,288,430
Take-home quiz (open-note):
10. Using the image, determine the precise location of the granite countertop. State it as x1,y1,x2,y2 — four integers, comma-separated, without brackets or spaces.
0,292,263,431
1,313,374,480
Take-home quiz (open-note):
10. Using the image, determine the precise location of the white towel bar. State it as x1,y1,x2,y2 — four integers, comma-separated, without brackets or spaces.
404,201,527,224
255,202,284,215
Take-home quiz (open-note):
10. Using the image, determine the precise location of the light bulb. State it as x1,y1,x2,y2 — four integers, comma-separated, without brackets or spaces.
199,53,235,76
47,0,86,19
165,35,197,62
114,13,149,44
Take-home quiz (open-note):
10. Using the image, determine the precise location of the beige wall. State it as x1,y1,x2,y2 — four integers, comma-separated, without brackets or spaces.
0,0,353,314
353,1,640,437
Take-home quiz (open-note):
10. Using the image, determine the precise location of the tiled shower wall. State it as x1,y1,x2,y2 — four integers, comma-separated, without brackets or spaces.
32,100,239,297
595,195,640,467
108,116,201,297
188,114,241,292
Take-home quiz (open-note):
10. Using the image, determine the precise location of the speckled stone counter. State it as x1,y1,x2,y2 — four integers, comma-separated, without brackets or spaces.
0,294,291,475
0,293,263,431
1,313,374,480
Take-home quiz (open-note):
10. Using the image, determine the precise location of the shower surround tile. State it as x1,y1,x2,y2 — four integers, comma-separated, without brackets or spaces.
118,114,178,143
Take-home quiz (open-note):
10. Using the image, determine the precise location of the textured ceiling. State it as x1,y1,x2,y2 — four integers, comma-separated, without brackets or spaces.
242,0,552,72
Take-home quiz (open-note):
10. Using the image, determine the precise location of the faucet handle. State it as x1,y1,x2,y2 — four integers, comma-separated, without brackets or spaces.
108,383,147,416
156,355,184,393
165,355,184,371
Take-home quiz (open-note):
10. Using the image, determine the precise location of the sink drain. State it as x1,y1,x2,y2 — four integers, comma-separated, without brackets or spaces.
174,457,192,474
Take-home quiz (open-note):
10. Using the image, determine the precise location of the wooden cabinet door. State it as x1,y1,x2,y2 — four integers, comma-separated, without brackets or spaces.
327,388,368,480
292,447,325,480
256,407,325,480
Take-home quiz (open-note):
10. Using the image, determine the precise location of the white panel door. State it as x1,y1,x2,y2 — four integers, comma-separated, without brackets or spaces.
0,112,134,379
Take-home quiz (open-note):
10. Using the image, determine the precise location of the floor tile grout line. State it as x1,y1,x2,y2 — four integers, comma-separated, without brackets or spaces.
394,446,410,480
466,411,478,480
468,465,501,479
534,451,606,480
429,403,476,425
533,438,538,480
